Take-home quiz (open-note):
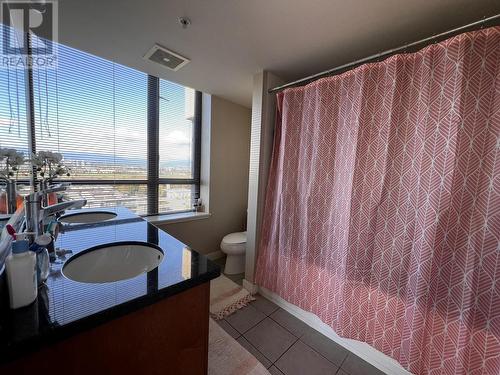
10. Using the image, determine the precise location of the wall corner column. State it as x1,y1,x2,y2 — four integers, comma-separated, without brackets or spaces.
244,71,284,288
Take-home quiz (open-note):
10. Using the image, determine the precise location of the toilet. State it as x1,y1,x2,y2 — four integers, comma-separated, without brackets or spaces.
220,232,246,275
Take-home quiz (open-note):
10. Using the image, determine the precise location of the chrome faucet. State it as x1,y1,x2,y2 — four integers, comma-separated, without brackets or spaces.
24,183,87,237
40,181,69,206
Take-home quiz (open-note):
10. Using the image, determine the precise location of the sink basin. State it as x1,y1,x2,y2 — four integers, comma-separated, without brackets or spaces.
59,211,117,224
62,241,164,283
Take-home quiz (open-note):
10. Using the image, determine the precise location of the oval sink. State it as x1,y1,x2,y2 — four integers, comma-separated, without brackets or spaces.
59,211,117,224
62,241,164,283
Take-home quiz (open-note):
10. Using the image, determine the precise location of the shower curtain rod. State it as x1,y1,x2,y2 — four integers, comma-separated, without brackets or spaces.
269,14,500,93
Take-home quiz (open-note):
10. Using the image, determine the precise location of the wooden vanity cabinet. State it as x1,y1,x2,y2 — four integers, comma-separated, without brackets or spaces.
1,282,210,375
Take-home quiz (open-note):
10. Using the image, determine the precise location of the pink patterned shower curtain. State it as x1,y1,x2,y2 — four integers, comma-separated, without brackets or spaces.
255,27,499,375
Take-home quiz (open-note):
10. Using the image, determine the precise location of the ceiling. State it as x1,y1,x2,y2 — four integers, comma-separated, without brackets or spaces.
58,0,500,108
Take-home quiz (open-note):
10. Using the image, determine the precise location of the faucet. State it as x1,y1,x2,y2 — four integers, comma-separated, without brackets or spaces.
24,183,87,237
40,182,69,207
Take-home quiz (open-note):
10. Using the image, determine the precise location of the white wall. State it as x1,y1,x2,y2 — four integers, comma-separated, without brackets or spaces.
245,71,284,286
159,95,251,255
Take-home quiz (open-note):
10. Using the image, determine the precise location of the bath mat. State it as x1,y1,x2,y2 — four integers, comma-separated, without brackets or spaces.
210,274,255,320
208,318,270,375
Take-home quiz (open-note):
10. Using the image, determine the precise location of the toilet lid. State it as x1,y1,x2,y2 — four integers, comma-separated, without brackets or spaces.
222,232,246,244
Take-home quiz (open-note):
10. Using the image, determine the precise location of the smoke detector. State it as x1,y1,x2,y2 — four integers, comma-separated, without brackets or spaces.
178,17,191,29
143,44,190,71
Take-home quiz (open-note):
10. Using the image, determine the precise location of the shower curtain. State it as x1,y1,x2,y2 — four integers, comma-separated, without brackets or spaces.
255,26,499,375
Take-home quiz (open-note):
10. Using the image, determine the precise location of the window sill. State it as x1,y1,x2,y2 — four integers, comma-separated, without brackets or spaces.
144,211,211,225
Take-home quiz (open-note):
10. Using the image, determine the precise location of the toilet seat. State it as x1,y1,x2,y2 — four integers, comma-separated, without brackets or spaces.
222,232,246,244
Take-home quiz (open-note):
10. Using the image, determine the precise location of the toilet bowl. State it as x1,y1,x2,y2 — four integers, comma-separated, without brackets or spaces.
220,232,246,275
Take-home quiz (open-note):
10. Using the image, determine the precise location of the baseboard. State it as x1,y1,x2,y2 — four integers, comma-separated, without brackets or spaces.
206,250,224,261
258,286,412,375
242,279,258,294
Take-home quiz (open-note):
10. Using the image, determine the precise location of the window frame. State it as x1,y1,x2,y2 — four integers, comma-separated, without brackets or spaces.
16,36,201,216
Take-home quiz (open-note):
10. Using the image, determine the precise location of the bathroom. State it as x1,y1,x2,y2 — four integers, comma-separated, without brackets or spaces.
0,1,499,374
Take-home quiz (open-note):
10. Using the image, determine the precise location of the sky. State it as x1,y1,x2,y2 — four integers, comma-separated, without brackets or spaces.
0,23,194,167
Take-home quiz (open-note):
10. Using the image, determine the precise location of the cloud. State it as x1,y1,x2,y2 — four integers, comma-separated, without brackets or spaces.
164,130,190,146
159,130,192,160
115,126,147,144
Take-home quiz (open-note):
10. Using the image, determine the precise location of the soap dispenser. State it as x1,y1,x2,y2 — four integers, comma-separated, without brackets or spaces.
6,236,38,309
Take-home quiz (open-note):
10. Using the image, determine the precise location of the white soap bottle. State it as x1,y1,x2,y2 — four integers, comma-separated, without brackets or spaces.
6,238,38,309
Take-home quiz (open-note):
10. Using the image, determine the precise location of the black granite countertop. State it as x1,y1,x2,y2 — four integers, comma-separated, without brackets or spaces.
0,207,220,362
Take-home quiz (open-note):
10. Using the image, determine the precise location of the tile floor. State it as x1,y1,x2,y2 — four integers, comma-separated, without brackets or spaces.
215,294,387,375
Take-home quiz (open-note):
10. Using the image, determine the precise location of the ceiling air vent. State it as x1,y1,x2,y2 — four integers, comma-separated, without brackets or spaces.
143,44,190,71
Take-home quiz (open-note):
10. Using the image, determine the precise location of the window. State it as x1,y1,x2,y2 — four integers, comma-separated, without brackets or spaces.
1,24,201,215
0,24,29,153
158,79,200,213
